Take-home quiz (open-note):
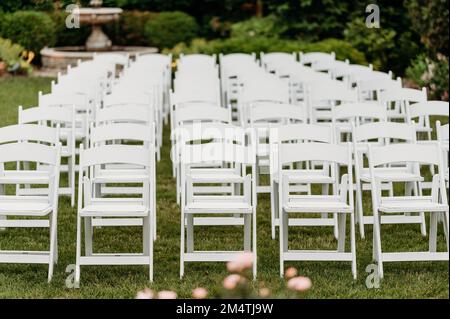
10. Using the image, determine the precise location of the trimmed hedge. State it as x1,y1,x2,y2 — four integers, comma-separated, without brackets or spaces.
0,11,55,55
165,37,367,65
145,11,199,50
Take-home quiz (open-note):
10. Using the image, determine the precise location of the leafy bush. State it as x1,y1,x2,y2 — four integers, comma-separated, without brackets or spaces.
144,11,199,50
0,37,32,74
0,11,56,55
106,11,157,46
165,37,367,65
230,15,286,39
47,11,91,47
406,0,449,56
344,18,422,75
406,54,449,100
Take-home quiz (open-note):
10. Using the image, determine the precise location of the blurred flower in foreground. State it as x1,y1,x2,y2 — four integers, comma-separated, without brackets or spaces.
136,288,154,299
192,287,208,299
226,252,254,273
285,267,298,279
259,288,270,298
287,276,312,292
157,291,177,299
223,274,242,290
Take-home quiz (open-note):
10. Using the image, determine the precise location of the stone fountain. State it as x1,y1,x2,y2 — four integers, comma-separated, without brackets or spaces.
41,0,156,73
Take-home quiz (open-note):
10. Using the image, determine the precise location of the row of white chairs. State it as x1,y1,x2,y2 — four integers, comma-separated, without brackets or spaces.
0,53,168,283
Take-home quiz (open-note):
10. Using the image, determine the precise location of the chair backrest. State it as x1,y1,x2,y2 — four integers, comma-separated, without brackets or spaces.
261,52,297,71
95,104,154,125
332,102,387,124
368,143,442,169
407,101,449,120
0,124,59,146
0,142,60,167
299,52,335,66
352,121,416,144
79,144,152,169
437,121,449,143
39,91,89,111
308,80,358,104
174,105,231,128
247,103,306,127
379,87,427,104
89,122,154,148
19,105,75,126
277,142,352,169
103,91,152,108
180,141,256,166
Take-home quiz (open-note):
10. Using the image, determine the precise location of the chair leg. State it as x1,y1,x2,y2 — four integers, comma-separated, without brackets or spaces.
270,182,276,240
373,212,384,279
356,181,365,239
443,212,449,251
180,214,185,279
244,214,251,251
337,213,347,253
143,216,153,282
252,212,257,280
273,183,279,240
75,214,82,285
47,212,58,283
69,158,75,207
84,217,93,256
279,210,285,277
415,182,427,237
429,212,438,252
350,213,357,280
186,215,194,253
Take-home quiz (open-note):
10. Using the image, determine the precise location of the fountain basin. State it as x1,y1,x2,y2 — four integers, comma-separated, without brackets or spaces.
40,46,158,74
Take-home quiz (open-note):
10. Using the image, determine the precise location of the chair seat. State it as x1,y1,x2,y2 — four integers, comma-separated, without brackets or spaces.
0,196,52,216
360,168,423,183
93,169,149,183
379,196,449,213
284,195,352,213
276,170,333,184
80,198,149,217
185,199,252,214
189,168,243,183
0,171,50,184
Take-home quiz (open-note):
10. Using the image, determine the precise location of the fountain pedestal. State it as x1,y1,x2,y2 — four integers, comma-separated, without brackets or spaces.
40,3,157,74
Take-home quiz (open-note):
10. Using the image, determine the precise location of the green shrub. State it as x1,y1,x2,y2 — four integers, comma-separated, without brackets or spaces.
344,18,421,75
0,37,32,74
406,54,449,100
406,0,449,56
106,11,157,46
0,11,56,55
47,11,91,47
230,15,286,39
165,37,367,65
145,11,199,50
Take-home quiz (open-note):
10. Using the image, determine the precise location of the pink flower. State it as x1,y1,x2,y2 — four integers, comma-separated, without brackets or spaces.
287,276,312,292
227,252,254,273
285,267,298,279
192,287,208,299
136,288,154,299
157,290,177,299
259,288,270,298
223,274,242,290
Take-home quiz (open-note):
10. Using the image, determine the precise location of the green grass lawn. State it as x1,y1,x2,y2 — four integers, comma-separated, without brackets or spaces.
0,76,448,299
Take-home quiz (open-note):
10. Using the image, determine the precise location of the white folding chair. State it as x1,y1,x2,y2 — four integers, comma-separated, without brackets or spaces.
308,80,358,124
368,143,448,278
269,123,337,239
352,122,427,238
331,102,387,142
407,101,449,143
0,142,61,282
277,142,356,279
179,141,257,279
75,144,154,284
379,87,427,122
18,106,76,206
